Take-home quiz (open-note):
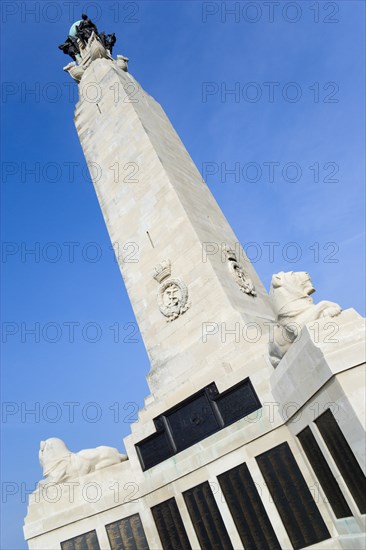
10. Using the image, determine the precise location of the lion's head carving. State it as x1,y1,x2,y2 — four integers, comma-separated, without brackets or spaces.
268,271,342,368
39,438,68,467
270,271,315,319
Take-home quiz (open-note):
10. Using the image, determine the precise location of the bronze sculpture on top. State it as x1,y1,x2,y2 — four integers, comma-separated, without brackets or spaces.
58,14,128,82
58,14,116,61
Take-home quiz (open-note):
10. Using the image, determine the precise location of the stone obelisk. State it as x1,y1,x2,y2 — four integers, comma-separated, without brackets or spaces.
24,19,365,550
72,32,275,401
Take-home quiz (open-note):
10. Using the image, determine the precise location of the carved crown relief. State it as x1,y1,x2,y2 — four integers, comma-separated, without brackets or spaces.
224,247,256,297
153,259,190,322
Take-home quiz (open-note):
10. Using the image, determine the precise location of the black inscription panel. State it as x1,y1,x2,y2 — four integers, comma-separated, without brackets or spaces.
218,462,281,550
216,380,261,425
151,497,192,550
61,530,100,550
256,442,331,550
106,513,149,550
136,378,261,470
167,393,220,452
183,482,234,550
297,426,352,518
135,430,173,470
315,408,366,514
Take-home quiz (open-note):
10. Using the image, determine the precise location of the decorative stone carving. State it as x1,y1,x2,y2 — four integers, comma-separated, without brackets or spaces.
38,438,128,484
153,260,190,321
63,62,85,82
89,32,109,61
268,271,342,367
153,259,171,284
225,247,256,296
116,55,129,72
158,278,190,321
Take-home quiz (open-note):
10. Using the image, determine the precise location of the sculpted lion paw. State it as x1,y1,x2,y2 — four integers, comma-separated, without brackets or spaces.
268,271,342,367
319,303,342,318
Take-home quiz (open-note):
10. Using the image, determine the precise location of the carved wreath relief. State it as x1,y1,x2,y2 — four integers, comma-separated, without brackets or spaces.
225,247,256,296
153,259,190,322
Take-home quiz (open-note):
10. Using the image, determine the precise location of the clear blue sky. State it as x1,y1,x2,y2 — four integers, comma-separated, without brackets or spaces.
1,1,365,548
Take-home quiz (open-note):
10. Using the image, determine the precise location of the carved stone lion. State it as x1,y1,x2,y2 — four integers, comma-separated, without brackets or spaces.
39,438,128,484
269,271,342,367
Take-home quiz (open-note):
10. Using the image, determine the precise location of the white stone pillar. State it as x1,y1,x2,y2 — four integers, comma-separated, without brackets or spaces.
75,57,274,398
